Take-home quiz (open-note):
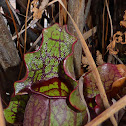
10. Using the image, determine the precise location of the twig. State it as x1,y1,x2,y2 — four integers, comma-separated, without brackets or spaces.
24,0,30,53
5,0,23,59
16,0,43,29
83,26,97,40
12,17,36,40
85,95,126,126
105,0,113,37
39,0,49,14
18,60,24,80
112,54,124,64
52,4,55,22
106,0,114,65
16,11,26,18
50,12,59,25
19,16,33,33
102,1,105,56
27,13,59,52
26,14,59,52
0,96,5,126
8,0,21,25
27,33,42,52
105,4,109,47
12,0,49,41
84,0,92,26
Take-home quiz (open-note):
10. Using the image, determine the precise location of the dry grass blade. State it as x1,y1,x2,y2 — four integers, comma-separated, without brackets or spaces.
102,1,105,56
85,95,126,126
7,0,21,25
59,0,67,25
6,0,23,58
24,0,30,54
48,0,117,125
105,0,113,37
96,50,105,66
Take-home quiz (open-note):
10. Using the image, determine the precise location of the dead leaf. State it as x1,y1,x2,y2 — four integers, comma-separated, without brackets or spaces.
31,0,49,20
120,21,126,28
116,64,126,77
82,55,88,65
107,77,126,99
96,50,105,66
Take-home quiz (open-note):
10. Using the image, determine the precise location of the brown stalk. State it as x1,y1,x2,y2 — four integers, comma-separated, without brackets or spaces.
105,0,113,37
24,0,30,54
102,1,105,56
5,0,23,59
18,0,30,79
0,97,5,126
105,1,109,44
59,0,67,25
85,95,126,126
52,4,55,23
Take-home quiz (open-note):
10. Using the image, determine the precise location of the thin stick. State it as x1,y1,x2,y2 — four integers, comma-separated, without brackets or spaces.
12,0,48,40
102,1,105,56
105,5,109,47
83,0,92,26
6,0,23,58
83,26,97,40
0,97,5,126
112,54,124,64
24,0,30,54
12,16,34,40
85,95,126,126
8,0,21,25
105,0,113,37
27,34,42,52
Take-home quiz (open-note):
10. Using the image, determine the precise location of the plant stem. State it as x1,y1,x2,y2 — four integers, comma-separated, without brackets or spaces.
0,97,5,126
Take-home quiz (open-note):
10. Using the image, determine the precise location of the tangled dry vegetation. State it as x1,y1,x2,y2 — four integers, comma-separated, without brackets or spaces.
1,0,126,126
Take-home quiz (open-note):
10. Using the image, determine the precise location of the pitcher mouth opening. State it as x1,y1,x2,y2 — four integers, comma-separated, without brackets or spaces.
29,77,74,98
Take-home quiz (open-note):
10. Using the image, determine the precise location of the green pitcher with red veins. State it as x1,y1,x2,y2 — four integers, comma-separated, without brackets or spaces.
4,24,87,125
4,24,126,125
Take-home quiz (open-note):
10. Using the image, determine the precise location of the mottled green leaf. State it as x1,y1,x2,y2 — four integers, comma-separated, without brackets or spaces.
83,63,122,98
69,86,86,111
69,63,124,111
4,95,29,124
6,24,88,125
14,24,77,97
